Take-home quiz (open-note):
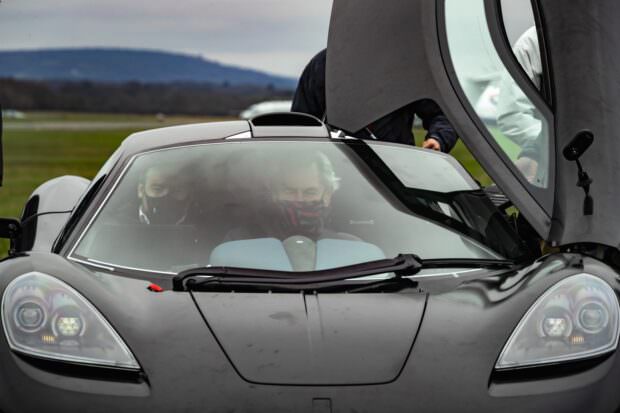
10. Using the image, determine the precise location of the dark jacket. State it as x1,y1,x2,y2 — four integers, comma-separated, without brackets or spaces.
292,49,458,153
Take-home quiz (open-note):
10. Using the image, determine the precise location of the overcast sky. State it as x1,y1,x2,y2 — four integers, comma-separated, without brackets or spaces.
0,0,333,78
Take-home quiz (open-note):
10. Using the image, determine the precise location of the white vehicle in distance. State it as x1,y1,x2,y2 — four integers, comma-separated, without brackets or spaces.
1,109,26,120
239,100,292,119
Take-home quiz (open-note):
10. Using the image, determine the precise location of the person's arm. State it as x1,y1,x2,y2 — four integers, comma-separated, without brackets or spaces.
496,27,545,184
497,27,543,147
496,80,542,147
415,99,458,153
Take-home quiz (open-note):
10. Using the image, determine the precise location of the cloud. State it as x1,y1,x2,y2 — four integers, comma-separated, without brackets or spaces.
0,0,332,76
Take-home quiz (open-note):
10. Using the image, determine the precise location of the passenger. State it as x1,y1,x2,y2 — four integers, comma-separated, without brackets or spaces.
134,165,192,225
292,48,458,153
270,150,339,238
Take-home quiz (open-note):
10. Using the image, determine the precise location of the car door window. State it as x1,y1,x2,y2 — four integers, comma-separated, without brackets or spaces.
444,0,550,189
499,0,546,95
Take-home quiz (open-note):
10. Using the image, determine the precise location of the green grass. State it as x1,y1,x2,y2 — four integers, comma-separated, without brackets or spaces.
0,112,491,256
412,128,493,186
449,139,493,186
2,128,127,215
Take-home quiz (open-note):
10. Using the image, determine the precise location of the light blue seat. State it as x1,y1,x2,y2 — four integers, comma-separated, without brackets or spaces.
209,238,385,270
209,238,293,271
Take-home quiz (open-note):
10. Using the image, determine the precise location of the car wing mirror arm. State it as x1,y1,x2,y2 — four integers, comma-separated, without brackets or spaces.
575,158,593,216
563,130,594,216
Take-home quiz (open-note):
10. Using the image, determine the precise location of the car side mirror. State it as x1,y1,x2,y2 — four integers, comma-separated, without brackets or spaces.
563,130,594,215
563,130,594,161
0,218,21,239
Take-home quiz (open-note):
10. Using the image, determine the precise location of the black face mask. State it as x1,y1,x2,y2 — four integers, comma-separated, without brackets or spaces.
143,195,188,225
277,199,328,237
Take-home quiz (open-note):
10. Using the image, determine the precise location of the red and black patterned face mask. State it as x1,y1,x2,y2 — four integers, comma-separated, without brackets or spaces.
277,199,327,237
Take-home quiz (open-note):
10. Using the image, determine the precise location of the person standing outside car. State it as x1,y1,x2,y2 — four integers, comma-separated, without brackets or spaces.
497,26,544,184
292,49,458,153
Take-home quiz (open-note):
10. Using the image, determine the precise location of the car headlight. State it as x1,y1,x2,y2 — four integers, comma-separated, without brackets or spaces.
496,273,620,370
2,272,140,370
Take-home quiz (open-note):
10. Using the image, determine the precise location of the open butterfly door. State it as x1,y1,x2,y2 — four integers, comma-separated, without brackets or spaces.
327,0,620,248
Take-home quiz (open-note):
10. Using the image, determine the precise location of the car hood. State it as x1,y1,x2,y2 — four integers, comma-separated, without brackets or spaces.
192,291,426,385
2,253,613,411
326,0,620,249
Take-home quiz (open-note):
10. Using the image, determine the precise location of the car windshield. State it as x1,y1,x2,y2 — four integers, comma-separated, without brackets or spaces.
70,140,527,274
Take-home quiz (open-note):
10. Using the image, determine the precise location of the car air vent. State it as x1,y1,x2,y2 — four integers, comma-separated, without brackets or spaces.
249,112,329,138
484,185,511,209
250,112,323,127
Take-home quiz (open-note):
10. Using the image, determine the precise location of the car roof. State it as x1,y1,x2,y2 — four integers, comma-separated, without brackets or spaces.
117,112,339,159
118,120,251,156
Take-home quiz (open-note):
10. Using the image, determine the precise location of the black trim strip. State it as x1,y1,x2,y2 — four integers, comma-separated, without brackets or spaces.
15,352,146,384
530,0,554,109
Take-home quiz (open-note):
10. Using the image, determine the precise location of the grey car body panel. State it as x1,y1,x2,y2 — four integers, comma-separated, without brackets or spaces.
325,0,553,243
118,120,251,157
21,176,90,252
193,291,425,385
539,0,620,248
0,252,619,412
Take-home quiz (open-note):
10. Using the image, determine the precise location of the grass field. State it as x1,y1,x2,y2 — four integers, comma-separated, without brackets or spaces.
0,111,491,255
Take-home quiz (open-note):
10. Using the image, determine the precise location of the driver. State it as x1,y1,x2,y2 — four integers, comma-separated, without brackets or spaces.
269,150,339,238
225,150,354,241
136,165,192,225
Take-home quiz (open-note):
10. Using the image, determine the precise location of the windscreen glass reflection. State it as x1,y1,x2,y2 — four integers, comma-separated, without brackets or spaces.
72,141,526,273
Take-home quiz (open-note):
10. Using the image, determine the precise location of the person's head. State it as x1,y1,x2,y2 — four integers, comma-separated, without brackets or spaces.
271,150,339,204
137,165,190,224
269,150,340,235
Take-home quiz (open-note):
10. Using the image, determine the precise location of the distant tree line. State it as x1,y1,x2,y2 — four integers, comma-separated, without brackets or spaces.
0,78,294,116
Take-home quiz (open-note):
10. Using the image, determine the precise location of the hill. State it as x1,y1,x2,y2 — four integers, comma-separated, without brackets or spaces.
0,48,297,89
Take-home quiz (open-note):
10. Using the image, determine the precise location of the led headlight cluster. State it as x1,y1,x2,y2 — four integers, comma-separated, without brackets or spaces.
496,273,620,370
2,272,139,370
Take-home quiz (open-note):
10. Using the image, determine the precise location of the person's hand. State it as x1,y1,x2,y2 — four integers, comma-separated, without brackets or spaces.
423,138,442,151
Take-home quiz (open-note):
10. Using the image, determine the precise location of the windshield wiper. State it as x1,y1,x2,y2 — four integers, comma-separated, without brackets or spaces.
172,253,422,291
418,258,516,269
172,256,517,292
